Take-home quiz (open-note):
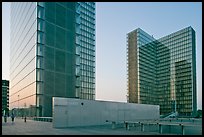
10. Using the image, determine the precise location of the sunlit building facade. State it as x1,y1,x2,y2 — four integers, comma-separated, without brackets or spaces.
127,27,197,117
10,2,95,117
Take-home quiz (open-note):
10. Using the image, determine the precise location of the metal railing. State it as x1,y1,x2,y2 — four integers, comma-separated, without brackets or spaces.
33,117,52,122
109,119,201,135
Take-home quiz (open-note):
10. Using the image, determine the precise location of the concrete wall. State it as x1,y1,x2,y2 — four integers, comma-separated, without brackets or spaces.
52,97,160,128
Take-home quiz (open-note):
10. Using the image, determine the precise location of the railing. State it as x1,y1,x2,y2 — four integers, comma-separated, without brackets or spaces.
108,119,201,135
33,117,52,122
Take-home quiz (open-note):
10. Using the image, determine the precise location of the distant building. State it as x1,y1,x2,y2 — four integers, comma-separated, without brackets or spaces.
2,80,9,114
10,2,96,117
127,27,197,117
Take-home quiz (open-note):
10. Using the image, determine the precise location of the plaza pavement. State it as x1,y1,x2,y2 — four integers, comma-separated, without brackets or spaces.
2,117,162,135
2,117,202,135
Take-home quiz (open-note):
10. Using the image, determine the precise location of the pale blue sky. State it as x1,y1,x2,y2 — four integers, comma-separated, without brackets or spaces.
2,2,202,109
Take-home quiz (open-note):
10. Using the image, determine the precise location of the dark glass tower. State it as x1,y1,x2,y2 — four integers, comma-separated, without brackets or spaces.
127,27,197,117
10,2,95,117
2,80,9,114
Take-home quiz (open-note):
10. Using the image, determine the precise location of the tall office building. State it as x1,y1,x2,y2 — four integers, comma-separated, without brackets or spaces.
2,80,9,114
10,2,95,117
127,27,196,117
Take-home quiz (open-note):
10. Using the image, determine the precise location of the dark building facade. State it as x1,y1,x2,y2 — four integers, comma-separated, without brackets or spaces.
127,27,197,117
10,2,95,117
2,80,9,114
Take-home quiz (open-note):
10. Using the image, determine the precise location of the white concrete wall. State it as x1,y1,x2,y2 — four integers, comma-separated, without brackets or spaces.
52,97,160,128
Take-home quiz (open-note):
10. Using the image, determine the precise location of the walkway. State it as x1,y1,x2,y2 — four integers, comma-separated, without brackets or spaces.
2,117,161,135
2,117,202,135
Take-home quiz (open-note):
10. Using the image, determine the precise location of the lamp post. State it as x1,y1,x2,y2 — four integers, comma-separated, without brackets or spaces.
24,103,27,122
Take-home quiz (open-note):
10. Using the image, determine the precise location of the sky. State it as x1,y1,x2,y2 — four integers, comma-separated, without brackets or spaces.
2,2,202,109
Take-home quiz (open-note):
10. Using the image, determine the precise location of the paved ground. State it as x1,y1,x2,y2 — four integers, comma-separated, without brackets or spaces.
2,117,202,135
1,117,162,135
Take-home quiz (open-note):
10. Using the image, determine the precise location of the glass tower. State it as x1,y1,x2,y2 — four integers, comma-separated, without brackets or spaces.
127,26,197,117
10,2,95,117
2,80,9,114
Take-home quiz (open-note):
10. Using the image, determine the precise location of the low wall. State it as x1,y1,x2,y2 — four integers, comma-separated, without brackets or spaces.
52,97,160,128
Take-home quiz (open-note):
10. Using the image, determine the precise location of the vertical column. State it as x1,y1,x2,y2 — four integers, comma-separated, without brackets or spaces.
159,124,162,134
180,124,185,135
141,123,144,132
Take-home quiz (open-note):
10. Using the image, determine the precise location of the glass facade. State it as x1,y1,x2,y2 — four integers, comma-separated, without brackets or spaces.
10,2,37,116
2,80,9,113
77,2,96,100
127,27,197,117
10,2,95,117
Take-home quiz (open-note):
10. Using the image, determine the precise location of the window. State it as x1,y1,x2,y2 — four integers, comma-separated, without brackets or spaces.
37,82,43,94
76,55,80,65
37,31,44,44
76,46,80,55
76,35,80,45
38,2,45,7
36,69,43,81
76,77,80,87
76,66,80,76
37,19,44,31
36,56,43,68
37,6,44,19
